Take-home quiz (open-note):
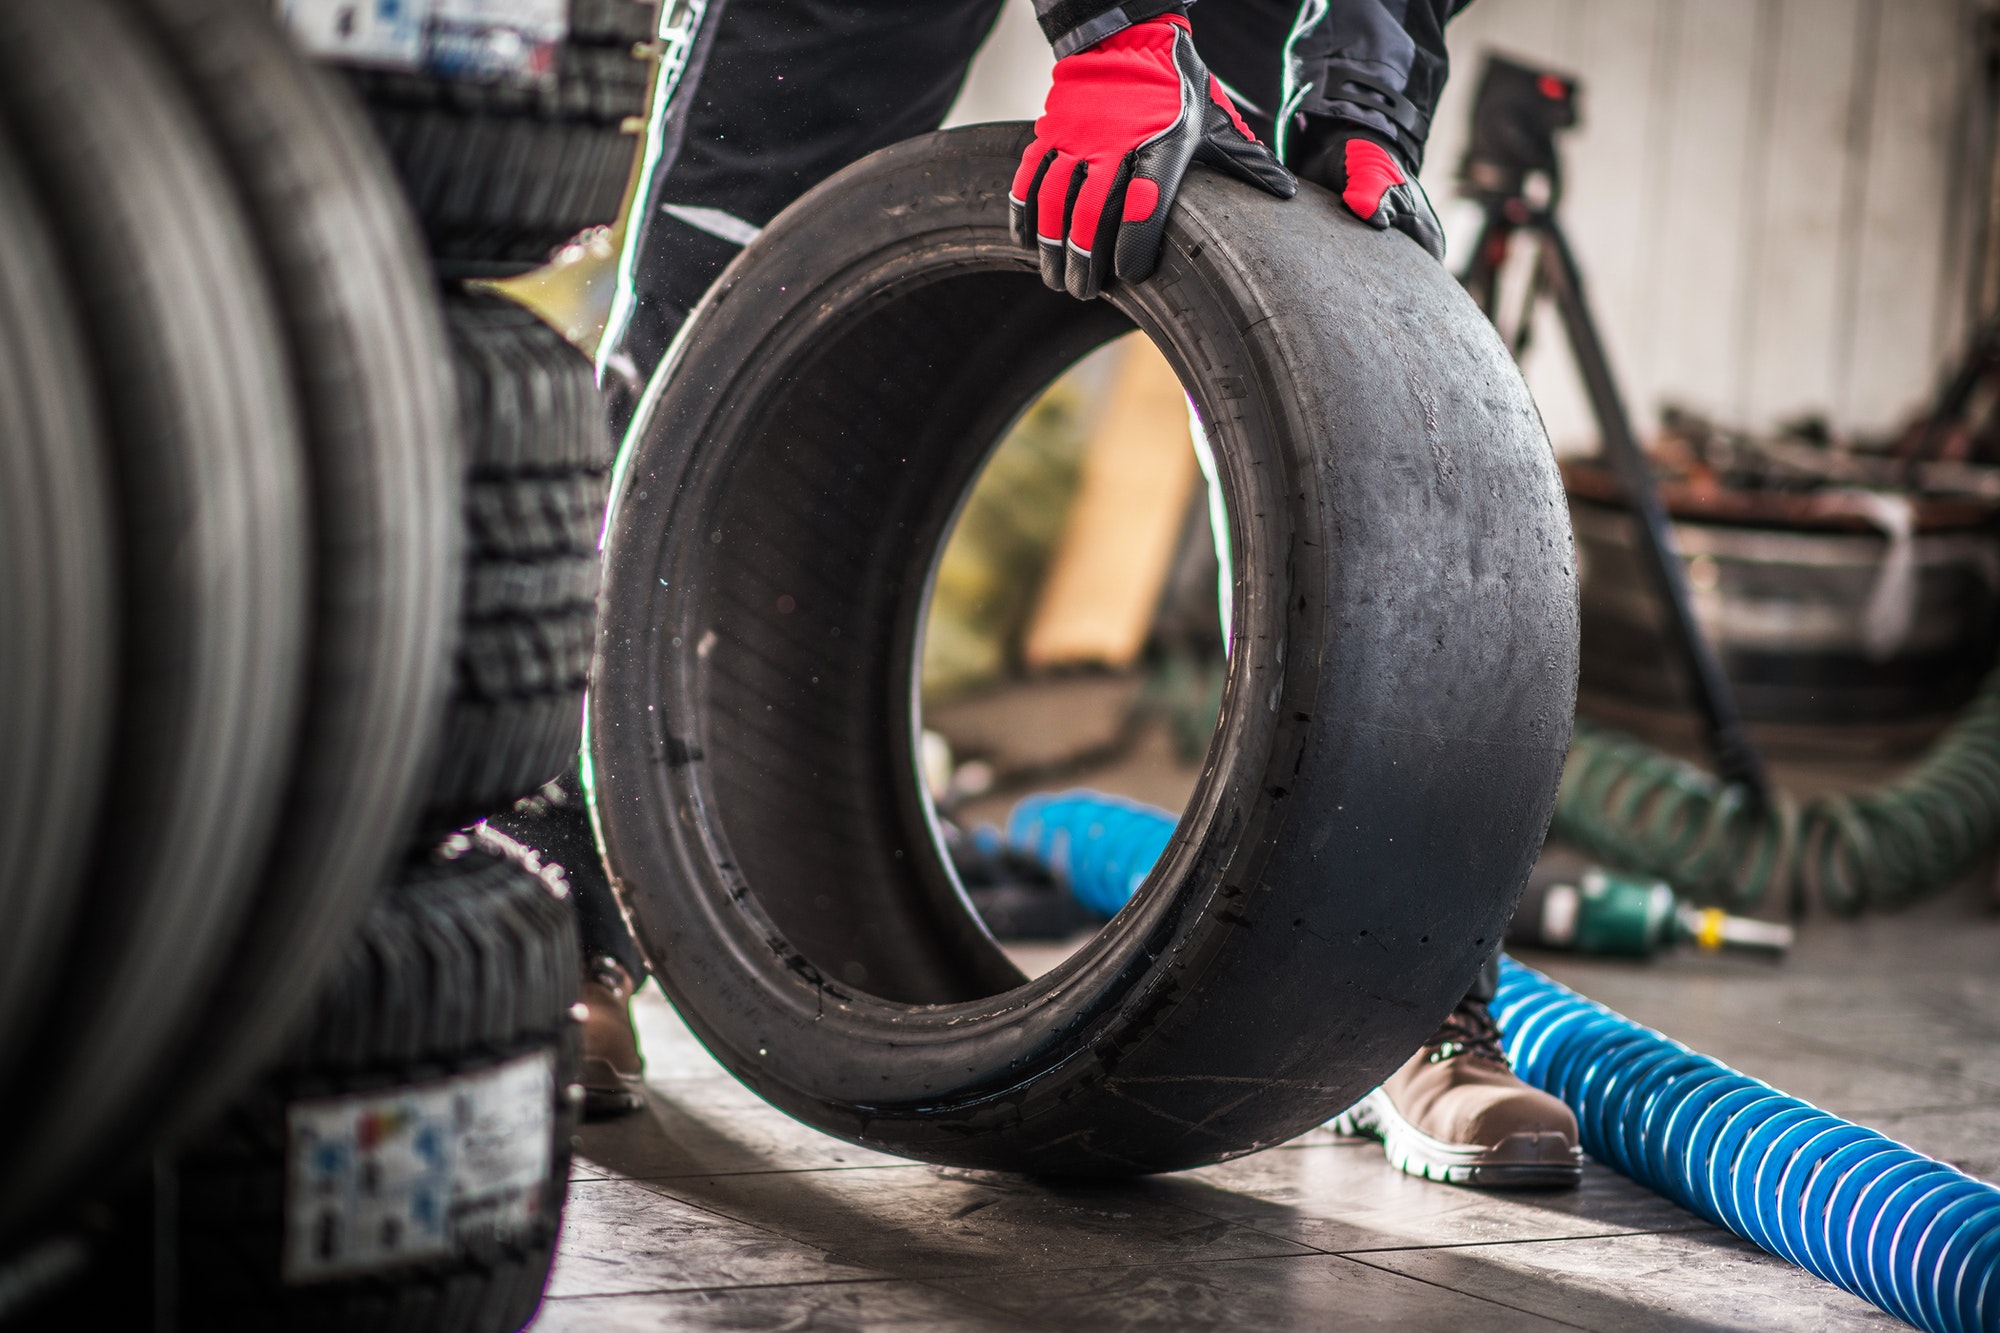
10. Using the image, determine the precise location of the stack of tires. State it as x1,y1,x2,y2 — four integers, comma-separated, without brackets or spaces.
0,0,460,1274
0,0,654,1328
172,838,583,1333
155,2,656,1331
154,2,656,1327
339,0,652,831
344,0,660,270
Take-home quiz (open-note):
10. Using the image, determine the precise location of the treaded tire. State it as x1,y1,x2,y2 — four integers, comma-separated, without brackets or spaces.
0,0,312,1236
120,0,464,1150
346,0,660,264
591,124,1579,1176
174,842,581,1333
430,295,611,825
0,126,117,1111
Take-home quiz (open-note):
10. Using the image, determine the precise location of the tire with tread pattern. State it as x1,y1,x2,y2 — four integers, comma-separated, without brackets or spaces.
346,0,660,264
430,295,610,825
591,123,1579,1177
174,842,581,1333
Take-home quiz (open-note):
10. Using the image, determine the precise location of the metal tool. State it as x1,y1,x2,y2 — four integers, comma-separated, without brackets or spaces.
1508,866,1792,959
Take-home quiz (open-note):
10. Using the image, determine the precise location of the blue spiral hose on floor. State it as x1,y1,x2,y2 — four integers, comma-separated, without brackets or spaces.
1005,790,2000,1333
1004,791,1177,919
1493,960,2000,1333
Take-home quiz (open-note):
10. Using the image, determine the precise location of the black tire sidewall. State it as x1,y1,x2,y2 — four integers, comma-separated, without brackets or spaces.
0,0,313,1229
123,0,464,1149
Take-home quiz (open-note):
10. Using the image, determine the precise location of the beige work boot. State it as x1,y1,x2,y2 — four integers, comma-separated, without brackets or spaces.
1331,996,1582,1188
579,956,645,1119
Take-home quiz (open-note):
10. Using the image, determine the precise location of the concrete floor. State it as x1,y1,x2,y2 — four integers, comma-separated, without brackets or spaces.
531,883,1998,1331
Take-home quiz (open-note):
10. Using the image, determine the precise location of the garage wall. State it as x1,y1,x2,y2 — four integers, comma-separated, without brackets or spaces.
1424,0,1993,452
948,0,1995,451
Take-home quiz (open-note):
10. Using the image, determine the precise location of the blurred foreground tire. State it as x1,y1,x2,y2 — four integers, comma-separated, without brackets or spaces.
0,0,313,1237
123,0,464,1151
592,124,1579,1175
0,119,118,1147
346,0,660,266
175,841,581,1333
429,295,612,826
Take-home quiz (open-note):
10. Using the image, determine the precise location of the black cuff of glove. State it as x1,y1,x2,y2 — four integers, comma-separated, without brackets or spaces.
1293,62,1432,173
1034,0,1189,59
1294,118,1413,178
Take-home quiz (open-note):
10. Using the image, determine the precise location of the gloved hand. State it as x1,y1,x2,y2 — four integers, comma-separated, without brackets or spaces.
1011,16,1295,300
1297,127,1445,261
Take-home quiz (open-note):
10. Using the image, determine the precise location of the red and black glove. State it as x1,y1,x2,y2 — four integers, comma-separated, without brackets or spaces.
1011,16,1296,300
1297,127,1445,261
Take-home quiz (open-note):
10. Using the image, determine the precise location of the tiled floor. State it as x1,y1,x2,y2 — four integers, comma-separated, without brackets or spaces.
534,884,1998,1330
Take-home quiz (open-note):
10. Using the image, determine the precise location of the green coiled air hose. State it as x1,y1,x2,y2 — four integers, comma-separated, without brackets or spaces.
1551,665,2000,914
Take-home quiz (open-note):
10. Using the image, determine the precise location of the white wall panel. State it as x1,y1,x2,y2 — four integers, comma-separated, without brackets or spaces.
1422,0,1984,452
1842,0,1971,429
1742,0,1868,429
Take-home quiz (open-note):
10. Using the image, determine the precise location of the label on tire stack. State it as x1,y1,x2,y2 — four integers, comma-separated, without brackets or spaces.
281,1051,555,1281
278,0,568,85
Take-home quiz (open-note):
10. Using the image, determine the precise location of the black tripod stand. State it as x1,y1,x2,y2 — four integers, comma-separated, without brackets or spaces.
1456,54,1771,806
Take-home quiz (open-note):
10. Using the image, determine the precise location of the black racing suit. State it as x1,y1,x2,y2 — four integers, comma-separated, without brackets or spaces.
570,0,1473,983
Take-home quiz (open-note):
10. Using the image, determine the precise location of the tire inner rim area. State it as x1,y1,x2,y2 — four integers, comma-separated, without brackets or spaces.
663,260,1256,1010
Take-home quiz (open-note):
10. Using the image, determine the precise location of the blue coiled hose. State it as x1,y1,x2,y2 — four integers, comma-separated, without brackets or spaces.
1493,960,2000,1333
1005,791,1176,919
1005,790,2000,1333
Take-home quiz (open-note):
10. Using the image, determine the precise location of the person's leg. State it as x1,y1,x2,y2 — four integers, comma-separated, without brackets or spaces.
483,776,651,1116
617,0,1008,385
487,776,645,978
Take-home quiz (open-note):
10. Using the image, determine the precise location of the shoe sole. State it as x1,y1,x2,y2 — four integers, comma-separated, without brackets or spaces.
582,1084,644,1119
581,1056,646,1120
1330,1087,1582,1189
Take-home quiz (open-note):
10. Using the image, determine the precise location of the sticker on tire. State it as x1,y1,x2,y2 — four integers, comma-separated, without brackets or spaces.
282,1051,555,1281
278,0,566,83
277,0,429,67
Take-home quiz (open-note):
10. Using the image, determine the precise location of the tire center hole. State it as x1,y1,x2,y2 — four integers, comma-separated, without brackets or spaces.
697,268,1230,1007
916,330,1235,981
